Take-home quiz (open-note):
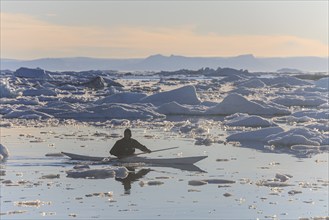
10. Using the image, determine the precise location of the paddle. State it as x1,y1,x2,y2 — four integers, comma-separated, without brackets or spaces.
134,146,179,156
102,146,179,161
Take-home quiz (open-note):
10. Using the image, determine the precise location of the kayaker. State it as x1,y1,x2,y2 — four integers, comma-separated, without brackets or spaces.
110,128,151,158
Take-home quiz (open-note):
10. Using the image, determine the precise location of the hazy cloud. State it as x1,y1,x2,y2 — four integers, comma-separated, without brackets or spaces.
1,12,327,59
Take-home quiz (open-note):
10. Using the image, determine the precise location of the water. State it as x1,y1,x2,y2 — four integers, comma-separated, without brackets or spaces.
1,124,328,219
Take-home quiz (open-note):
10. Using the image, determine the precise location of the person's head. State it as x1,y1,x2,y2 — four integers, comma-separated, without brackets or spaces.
124,128,132,139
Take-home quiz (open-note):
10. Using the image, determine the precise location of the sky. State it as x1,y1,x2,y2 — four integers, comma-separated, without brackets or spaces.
1,1,328,59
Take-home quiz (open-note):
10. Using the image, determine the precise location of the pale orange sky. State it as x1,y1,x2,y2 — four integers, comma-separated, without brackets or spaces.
1,1,328,59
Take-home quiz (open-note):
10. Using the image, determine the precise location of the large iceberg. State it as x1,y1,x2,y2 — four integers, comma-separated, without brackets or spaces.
140,85,201,106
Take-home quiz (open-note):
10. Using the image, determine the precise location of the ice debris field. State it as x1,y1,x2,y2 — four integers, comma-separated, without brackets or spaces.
1,67,328,158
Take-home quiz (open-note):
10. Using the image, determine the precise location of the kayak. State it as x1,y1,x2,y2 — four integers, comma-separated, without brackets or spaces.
61,152,207,165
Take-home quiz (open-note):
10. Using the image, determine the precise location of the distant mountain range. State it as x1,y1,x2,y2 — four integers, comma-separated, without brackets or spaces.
1,54,328,72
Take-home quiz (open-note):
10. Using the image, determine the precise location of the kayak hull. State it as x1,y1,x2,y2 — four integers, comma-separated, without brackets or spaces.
61,152,207,165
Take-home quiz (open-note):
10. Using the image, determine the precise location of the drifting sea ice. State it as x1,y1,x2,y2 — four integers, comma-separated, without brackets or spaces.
223,113,277,127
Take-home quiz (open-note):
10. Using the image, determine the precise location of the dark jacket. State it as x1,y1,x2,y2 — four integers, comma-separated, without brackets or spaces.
110,138,149,158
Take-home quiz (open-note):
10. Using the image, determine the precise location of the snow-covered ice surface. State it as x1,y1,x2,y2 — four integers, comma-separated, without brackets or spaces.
0,67,328,219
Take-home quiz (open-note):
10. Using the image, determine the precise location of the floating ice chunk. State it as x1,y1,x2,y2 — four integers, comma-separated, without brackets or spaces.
95,92,147,105
157,102,204,115
108,119,131,126
224,113,276,127
0,121,13,127
288,190,302,195
269,135,320,147
0,144,10,158
261,76,313,87
0,97,40,105
223,193,233,197
40,174,60,179
315,77,329,89
140,85,201,106
282,116,314,123
205,93,290,116
230,87,255,96
194,137,214,146
275,173,292,182
292,110,329,120
203,179,236,184
19,114,43,120
188,180,207,186
66,168,116,179
15,200,42,207
272,95,326,107
3,109,53,119
56,103,165,120
265,128,324,147
14,67,53,80
306,123,329,132
219,75,248,83
256,181,294,187
58,84,78,91
45,153,64,157
238,79,266,88
319,103,329,109
226,127,284,143
23,88,57,97
0,78,20,98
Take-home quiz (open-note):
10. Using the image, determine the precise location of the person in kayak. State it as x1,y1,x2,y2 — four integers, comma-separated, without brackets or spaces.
110,128,151,158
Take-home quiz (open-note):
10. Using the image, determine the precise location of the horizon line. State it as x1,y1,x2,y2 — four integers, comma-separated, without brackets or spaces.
2,53,329,61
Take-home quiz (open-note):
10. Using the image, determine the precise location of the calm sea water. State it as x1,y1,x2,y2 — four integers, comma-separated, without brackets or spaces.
1,124,328,219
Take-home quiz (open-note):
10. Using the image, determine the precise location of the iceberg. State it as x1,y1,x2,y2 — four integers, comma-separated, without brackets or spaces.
140,85,201,106
224,113,276,127
226,127,284,142
95,92,147,105
205,93,290,116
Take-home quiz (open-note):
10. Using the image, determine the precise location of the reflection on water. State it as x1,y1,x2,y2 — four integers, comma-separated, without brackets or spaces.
116,167,152,194
1,125,328,219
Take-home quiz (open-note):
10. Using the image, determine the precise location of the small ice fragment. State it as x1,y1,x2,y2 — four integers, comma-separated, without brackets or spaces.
216,159,229,162
288,190,302,195
73,165,90,169
188,180,207,186
223,193,232,197
45,153,64,157
40,174,60,179
275,173,291,182
188,189,201,192
204,179,236,184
